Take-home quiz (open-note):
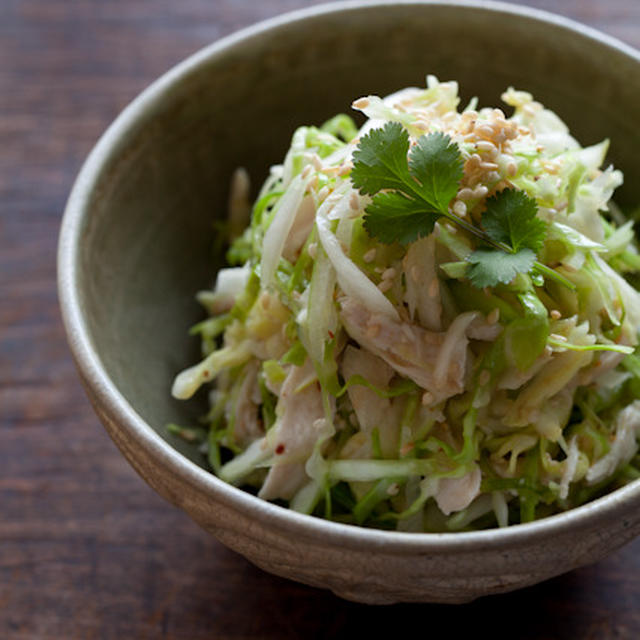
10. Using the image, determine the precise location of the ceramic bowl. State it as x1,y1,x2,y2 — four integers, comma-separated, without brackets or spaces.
58,1,640,603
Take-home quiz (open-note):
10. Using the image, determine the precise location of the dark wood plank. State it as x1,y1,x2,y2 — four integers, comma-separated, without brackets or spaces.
1,1,639,638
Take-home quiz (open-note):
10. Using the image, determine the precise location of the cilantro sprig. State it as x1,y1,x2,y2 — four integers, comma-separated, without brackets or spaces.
350,122,573,290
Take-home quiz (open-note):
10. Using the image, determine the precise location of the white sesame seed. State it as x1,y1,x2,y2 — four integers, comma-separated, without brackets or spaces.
378,279,393,293
480,161,499,171
487,308,500,324
507,162,517,177
550,309,562,320
301,165,312,179
382,267,396,281
550,333,567,342
421,391,434,406
308,242,318,259
453,200,467,216
467,153,482,168
349,192,360,210
386,483,400,496
476,140,498,155
363,248,377,263
473,185,489,198
486,171,501,183
476,124,495,138
311,153,323,171
411,265,420,283
338,162,353,177
352,97,370,110
457,188,475,200
318,186,330,200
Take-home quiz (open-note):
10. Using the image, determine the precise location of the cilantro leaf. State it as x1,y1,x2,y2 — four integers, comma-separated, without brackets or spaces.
363,192,440,245
350,122,412,195
350,123,564,290
482,189,546,253
408,131,464,212
351,124,462,246
467,248,537,288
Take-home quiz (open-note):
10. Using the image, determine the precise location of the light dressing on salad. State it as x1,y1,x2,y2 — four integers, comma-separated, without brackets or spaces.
170,76,640,531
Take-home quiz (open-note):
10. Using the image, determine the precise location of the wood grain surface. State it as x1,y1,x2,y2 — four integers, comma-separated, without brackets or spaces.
1,1,639,638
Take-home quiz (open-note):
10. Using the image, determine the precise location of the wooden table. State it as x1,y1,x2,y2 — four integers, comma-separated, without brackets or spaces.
2,1,639,637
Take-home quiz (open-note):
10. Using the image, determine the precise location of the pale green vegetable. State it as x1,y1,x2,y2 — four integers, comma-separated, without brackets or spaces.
171,76,640,532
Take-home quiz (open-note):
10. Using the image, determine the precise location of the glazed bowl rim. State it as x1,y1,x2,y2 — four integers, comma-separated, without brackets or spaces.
58,0,640,554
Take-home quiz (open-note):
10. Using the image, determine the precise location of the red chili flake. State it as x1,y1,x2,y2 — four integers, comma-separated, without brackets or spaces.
328,330,335,339
275,444,285,455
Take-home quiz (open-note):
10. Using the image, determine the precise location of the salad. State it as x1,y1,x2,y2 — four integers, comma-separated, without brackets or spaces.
171,76,640,532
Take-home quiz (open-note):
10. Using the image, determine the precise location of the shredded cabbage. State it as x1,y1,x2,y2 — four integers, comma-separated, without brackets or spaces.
171,76,640,531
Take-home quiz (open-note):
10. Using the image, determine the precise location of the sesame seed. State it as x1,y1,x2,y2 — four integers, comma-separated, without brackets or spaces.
382,267,396,281
507,162,517,177
338,162,353,177
386,483,400,496
421,391,434,406
378,279,393,293
487,308,500,324
550,309,561,320
467,153,482,168
473,185,489,198
411,265,420,283
476,140,498,155
317,186,330,200
453,200,467,216
349,192,360,210
428,277,438,298
352,97,370,110
311,154,323,170
476,124,495,138
550,333,567,342
480,161,499,171
308,242,318,259
457,187,475,200
301,165,312,179
363,248,376,263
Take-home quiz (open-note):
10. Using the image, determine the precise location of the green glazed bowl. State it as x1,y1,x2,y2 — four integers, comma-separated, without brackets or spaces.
58,1,640,603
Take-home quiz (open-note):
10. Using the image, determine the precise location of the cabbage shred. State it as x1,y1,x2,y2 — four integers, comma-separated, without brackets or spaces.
171,76,640,531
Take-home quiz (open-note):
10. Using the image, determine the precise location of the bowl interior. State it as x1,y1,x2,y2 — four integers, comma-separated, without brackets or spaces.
70,2,640,467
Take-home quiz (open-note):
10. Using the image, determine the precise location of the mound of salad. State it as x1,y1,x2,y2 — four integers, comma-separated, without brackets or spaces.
171,76,640,532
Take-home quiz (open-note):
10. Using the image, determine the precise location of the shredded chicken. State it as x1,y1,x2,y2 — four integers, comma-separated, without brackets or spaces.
435,466,482,516
341,345,403,457
340,297,475,403
259,360,327,500
229,360,263,447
